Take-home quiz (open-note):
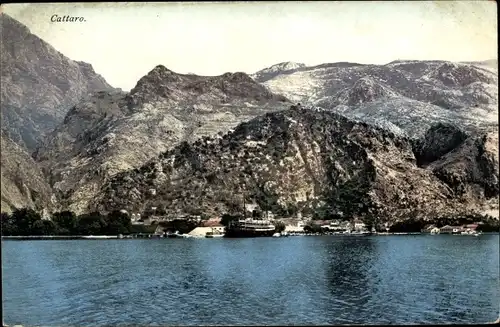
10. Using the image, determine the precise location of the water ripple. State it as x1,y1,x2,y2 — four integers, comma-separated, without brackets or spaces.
2,235,499,326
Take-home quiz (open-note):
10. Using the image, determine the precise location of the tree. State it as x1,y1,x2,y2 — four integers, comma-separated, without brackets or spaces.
31,220,58,236
304,223,322,234
313,206,331,220
11,208,42,235
1,212,19,236
76,212,107,235
274,221,286,233
52,211,78,235
477,221,500,233
104,210,132,235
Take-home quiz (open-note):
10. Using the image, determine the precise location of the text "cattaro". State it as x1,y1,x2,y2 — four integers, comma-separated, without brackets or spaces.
51,15,86,22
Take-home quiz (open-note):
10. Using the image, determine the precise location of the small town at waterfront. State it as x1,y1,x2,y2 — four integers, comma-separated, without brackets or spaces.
2,204,498,240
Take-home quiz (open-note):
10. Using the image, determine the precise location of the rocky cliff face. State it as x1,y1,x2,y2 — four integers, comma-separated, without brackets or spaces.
0,13,114,150
1,131,55,213
89,106,498,222
254,60,498,137
34,65,291,214
412,123,469,166
426,132,499,199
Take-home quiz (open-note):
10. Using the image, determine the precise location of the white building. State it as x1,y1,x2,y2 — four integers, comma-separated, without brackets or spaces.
354,220,366,231
285,220,305,232
326,220,349,231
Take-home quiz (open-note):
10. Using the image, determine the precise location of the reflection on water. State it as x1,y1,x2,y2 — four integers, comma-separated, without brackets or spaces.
323,237,377,324
2,235,499,326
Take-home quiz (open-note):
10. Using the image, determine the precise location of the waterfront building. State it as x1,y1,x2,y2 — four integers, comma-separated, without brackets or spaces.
353,220,366,231
329,220,347,231
284,219,306,233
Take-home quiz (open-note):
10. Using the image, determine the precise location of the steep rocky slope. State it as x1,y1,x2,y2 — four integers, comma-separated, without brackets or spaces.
254,60,498,137
1,131,55,213
89,106,498,223
34,65,291,214
0,13,113,150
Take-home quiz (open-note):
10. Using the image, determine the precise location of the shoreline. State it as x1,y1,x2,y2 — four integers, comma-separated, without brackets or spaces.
2,232,498,241
1,235,122,240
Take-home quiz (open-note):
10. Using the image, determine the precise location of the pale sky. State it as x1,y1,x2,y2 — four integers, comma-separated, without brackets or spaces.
1,1,497,91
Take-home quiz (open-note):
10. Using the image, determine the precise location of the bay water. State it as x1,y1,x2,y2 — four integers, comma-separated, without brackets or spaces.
2,234,499,325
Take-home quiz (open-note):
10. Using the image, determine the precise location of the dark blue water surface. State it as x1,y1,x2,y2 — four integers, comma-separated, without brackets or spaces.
2,234,499,326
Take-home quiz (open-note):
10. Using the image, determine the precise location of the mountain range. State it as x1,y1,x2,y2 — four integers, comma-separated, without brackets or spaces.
90,106,498,222
33,65,290,214
0,14,498,222
255,60,498,137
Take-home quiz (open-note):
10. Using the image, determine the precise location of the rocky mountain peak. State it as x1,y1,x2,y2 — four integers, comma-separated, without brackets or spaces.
128,65,289,108
144,64,179,79
130,65,181,93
